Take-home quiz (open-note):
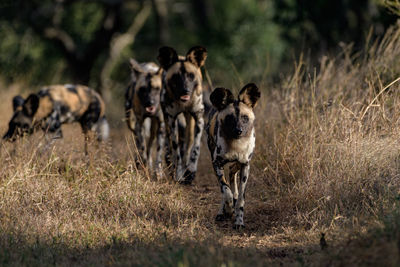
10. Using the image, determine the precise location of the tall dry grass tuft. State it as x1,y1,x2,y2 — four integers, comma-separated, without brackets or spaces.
253,23,400,234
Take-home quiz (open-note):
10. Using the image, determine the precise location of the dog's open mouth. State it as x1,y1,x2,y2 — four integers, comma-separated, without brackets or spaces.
180,95,191,102
145,106,156,114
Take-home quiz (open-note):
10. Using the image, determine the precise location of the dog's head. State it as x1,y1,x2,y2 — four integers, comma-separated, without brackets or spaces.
130,59,163,115
3,94,39,141
157,46,207,104
210,83,260,140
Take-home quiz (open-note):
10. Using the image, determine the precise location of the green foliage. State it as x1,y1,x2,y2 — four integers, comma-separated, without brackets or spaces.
204,0,286,86
62,2,105,50
0,22,63,85
0,0,398,88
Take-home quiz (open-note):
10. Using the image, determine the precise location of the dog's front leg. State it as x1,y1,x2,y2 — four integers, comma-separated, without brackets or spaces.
183,110,204,184
146,120,156,171
234,163,250,229
229,162,241,207
154,117,165,178
213,157,234,221
164,113,183,181
134,119,146,166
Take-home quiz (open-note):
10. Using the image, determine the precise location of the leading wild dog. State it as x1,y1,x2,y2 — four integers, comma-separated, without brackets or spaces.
157,46,207,184
125,59,164,176
3,84,109,154
206,83,260,229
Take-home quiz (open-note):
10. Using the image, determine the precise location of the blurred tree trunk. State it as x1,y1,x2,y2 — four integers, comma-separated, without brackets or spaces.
191,0,210,31
152,0,169,43
100,0,152,102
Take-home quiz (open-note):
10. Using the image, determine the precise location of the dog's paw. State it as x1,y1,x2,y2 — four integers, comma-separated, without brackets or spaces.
180,170,196,185
215,212,233,221
233,224,245,230
215,214,228,221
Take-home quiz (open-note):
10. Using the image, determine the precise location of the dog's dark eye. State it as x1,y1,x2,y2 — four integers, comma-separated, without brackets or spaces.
187,73,195,81
224,114,236,126
241,115,249,123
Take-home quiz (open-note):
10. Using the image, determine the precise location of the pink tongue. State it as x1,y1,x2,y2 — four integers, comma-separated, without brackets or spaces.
146,106,156,113
180,95,190,101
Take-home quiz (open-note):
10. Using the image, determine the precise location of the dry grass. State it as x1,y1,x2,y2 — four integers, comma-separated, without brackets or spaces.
2,24,400,266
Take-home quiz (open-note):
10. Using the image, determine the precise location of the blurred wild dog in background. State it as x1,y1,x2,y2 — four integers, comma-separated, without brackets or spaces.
3,84,109,154
125,59,164,177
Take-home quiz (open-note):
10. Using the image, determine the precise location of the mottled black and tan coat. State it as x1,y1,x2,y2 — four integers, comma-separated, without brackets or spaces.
3,84,109,153
157,46,207,184
206,83,260,228
125,59,164,176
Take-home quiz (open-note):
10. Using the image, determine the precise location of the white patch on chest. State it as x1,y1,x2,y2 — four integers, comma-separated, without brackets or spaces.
215,128,255,164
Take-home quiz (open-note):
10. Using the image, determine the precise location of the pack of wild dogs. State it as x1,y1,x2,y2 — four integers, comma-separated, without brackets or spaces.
2,46,260,229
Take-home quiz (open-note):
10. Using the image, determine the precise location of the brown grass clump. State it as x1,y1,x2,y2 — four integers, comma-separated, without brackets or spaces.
1,24,400,266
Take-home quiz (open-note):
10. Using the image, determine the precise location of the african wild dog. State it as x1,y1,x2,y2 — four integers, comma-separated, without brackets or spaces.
3,84,109,153
157,46,207,184
125,58,164,176
206,83,260,229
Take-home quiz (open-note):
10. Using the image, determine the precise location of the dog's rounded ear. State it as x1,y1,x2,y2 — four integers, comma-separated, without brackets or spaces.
186,46,207,68
129,58,143,81
239,83,260,108
129,58,143,73
23,94,39,117
12,95,25,111
157,46,178,70
210,87,234,111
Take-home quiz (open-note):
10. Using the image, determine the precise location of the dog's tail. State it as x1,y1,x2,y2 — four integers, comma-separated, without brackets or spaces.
95,116,110,141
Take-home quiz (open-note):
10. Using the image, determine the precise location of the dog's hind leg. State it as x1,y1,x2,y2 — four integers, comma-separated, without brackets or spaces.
213,158,234,221
234,163,250,229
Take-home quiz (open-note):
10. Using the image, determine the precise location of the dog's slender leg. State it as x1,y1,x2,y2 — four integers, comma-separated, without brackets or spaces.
163,113,172,174
146,118,157,171
183,110,204,184
164,113,182,181
134,119,146,166
213,158,234,221
234,163,250,229
184,113,195,166
84,133,89,156
229,163,240,208
177,114,186,171
155,118,165,178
